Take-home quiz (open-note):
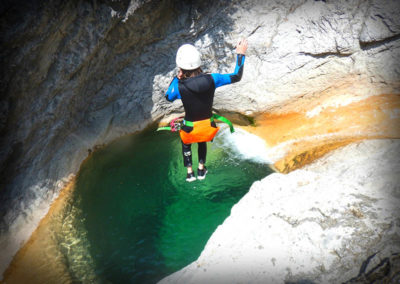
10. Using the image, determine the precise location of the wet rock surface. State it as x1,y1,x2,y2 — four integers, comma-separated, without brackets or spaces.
1,0,399,279
160,139,400,283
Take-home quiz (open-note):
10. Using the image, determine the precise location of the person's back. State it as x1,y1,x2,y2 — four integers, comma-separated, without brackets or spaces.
179,74,215,121
165,39,248,182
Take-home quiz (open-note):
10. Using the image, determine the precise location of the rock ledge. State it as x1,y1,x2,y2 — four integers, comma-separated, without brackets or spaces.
160,139,400,283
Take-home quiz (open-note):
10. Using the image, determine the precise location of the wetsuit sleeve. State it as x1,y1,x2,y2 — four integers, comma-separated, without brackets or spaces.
165,77,181,102
211,54,245,88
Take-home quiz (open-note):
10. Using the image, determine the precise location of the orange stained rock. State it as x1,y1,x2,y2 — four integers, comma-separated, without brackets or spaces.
242,94,400,172
1,180,76,284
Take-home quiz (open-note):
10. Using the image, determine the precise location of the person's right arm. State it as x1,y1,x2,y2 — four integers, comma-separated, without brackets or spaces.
165,77,181,102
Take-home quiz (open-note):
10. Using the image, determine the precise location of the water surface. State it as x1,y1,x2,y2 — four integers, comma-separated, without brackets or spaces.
62,126,272,283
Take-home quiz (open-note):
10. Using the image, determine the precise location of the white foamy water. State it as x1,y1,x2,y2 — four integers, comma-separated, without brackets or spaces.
214,125,375,168
214,125,273,164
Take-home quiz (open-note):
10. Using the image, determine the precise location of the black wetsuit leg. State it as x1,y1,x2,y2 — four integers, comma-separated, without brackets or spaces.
182,141,207,167
198,142,207,165
182,141,192,167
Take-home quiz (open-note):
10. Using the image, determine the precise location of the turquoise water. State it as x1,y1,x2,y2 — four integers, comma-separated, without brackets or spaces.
64,126,272,283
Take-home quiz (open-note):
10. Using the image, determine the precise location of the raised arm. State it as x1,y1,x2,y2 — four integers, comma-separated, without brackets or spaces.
211,39,248,88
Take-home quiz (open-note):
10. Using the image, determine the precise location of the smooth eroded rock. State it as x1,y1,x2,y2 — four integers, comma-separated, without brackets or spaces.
160,139,400,283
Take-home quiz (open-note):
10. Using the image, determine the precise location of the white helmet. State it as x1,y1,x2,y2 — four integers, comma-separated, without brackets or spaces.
176,44,201,70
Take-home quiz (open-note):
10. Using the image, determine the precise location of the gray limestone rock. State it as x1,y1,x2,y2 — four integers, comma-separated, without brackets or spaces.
360,0,400,44
160,139,400,283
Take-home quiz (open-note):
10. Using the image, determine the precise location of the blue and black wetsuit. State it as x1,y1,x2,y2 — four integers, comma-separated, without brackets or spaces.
165,54,245,167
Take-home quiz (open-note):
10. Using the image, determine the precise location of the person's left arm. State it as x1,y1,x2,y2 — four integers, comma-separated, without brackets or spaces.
211,54,245,88
165,77,181,102
211,38,248,88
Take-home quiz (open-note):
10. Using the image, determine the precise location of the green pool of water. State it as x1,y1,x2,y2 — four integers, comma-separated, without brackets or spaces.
61,126,272,283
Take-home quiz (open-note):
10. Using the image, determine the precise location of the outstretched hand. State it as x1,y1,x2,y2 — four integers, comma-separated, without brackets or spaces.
236,38,248,55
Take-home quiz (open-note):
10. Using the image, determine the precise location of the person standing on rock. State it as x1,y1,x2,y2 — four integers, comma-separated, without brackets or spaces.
165,39,248,182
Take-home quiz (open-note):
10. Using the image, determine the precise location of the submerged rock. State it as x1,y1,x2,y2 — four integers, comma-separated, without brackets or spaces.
160,139,400,283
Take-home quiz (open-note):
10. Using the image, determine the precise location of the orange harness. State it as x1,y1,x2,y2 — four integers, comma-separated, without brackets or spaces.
179,118,220,144
157,114,234,144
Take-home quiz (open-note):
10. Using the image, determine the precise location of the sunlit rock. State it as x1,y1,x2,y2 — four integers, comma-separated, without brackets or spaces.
160,139,400,283
243,94,400,172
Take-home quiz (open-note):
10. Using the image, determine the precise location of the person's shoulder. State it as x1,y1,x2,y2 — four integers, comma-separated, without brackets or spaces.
181,73,214,91
196,73,213,83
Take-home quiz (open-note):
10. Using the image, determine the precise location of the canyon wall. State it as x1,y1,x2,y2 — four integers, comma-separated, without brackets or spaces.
1,0,399,280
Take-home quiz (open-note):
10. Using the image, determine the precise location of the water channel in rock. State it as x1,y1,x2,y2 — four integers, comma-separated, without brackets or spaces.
58,125,272,283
